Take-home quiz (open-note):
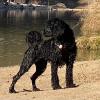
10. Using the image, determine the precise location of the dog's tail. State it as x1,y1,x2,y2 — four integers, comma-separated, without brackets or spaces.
26,31,42,47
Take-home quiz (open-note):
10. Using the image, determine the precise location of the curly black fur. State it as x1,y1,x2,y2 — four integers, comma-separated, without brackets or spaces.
9,18,77,93
26,31,42,47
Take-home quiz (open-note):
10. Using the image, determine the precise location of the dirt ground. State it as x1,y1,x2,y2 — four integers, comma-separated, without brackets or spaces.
0,60,100,100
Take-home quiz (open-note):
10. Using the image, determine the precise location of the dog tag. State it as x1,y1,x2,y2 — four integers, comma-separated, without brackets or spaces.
59,45,63,49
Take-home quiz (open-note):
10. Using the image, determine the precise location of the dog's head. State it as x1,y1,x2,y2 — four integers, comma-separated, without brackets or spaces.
44,18,76,49
44,18,66,37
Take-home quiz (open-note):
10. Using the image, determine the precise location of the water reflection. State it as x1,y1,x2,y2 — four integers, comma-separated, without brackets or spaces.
0,9,99,67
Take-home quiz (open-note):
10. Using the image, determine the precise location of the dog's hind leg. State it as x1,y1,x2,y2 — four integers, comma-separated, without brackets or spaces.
31,59,47,91
9,48,35,93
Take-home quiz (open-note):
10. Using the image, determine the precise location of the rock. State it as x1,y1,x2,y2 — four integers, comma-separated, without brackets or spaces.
52,3,66,9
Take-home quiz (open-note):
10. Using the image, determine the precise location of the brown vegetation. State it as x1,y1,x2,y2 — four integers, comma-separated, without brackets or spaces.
81,1,100,36
76,1,100,49
76,36,100,49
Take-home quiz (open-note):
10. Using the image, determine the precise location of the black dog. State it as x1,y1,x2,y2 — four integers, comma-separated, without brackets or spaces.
9,18,77,93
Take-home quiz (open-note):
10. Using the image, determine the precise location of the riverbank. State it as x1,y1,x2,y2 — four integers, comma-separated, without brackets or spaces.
0,2,88,11
0,2,46,10
0,60,100,100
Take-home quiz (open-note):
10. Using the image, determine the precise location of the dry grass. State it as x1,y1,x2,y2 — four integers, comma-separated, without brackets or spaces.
77,1,100,49
76,36,100,49
81,1,100,36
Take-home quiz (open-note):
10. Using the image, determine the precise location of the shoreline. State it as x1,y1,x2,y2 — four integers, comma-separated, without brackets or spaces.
0,2,47,10
0,2,88,12
0,59,100,68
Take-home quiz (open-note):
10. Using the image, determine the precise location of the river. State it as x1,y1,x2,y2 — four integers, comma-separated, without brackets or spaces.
0,9,100,67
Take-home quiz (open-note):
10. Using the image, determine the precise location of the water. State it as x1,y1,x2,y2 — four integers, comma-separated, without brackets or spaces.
0,9,100,67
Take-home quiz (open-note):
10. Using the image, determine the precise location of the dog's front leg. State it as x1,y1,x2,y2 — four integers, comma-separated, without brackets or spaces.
65,56,76,88
51,62,61,90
